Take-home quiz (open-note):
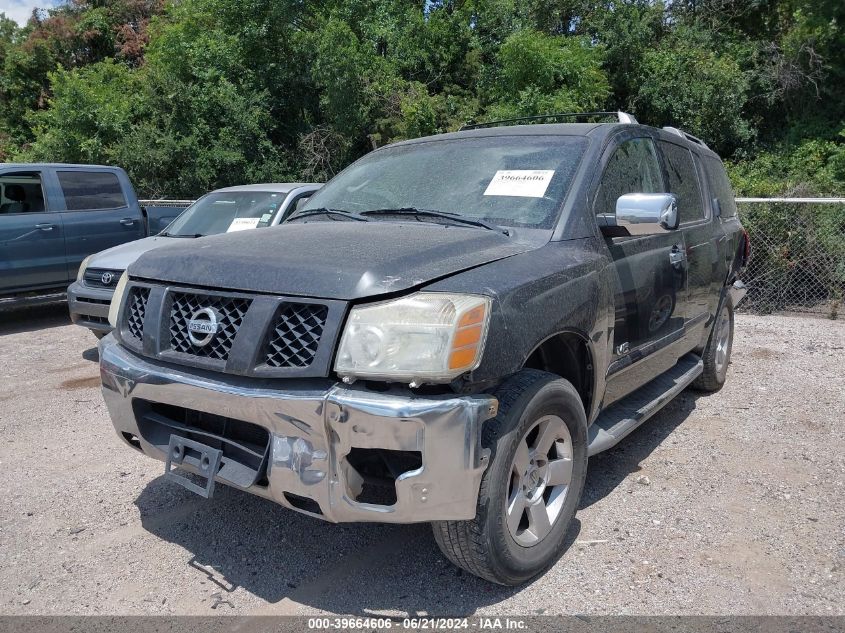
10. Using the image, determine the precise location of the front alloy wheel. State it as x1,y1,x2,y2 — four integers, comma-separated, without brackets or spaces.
432,370,588,585
507,415,573,546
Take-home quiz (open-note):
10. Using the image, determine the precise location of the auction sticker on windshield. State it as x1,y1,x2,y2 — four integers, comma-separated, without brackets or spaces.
483,170,554,198
227,218,261,232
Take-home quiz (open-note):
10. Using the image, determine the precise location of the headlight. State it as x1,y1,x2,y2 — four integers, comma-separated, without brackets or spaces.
107,272,129,328
335,292,491,384
76,255,92,282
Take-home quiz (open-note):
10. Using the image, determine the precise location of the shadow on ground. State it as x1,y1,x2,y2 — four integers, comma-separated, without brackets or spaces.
581,390,701,508
0,302,71,336
134,391,699,615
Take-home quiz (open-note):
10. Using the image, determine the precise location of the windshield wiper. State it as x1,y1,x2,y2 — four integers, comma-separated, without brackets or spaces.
160,232,204,238
287,207,370,222
360,208,508,234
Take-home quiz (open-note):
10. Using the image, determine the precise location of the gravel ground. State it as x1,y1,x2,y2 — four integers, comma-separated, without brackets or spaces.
0,304,843,617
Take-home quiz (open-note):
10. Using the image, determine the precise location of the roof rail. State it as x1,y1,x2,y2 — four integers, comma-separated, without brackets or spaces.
663,126,709,149
460,111,639,131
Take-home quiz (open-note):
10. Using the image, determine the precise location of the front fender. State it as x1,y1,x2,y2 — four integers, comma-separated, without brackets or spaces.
424,238,615,400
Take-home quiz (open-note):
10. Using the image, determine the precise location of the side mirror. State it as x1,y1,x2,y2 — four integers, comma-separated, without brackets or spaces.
599,193,679,236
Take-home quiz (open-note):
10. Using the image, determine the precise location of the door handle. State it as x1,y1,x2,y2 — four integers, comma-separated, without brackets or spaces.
120,217,136,226
34,223,54,231
669,245,686,266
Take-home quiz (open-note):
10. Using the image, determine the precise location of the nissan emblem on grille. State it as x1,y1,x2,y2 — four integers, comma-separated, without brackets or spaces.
101,271,113,285
187,307,220,347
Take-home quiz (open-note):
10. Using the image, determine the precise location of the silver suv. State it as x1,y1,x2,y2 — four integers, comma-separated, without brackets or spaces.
68,183,319,336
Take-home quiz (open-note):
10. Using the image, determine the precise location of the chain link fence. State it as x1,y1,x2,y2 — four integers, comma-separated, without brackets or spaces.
737,199,845,320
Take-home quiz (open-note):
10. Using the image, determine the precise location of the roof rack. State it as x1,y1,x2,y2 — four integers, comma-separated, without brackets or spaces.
663,126,709,149
460,111,639,131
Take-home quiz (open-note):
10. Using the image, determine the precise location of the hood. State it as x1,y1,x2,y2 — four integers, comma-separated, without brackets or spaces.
128,222,548,300
88,235,178,270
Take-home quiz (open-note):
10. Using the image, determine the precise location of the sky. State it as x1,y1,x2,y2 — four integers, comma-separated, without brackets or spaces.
0,0,62,26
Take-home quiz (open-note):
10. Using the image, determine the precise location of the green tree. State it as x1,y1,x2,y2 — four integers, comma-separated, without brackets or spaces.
0,0,841,200
486,29,609,119
25,59,136,163
635,32,751,155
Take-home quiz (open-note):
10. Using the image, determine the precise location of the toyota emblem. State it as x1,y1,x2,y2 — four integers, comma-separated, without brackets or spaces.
187,307,220,347
101,271,114,285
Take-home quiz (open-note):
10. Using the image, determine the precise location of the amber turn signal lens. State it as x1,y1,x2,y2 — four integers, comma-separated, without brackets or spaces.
458,305,486,328
453,324,482,348
448,303,489,371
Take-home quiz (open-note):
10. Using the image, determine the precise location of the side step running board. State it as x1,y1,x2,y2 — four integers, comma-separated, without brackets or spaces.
588,353,703,456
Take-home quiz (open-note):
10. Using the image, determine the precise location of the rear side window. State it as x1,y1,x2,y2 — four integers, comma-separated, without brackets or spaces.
594,138,664,216
0,172,46,213
703,156,738,218
58,171,127,211
658,142,705,224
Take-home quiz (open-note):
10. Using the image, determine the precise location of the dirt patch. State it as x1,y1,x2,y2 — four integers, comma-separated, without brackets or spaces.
749,347,778,359
59,375,101,390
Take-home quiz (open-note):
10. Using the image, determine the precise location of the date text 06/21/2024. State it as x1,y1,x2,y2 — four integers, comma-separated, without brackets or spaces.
307,617,529,630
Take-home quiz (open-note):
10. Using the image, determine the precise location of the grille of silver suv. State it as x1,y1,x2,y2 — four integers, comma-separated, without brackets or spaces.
84,267,123,288
125,287,150,343
265,303,329,368
169,292,251,360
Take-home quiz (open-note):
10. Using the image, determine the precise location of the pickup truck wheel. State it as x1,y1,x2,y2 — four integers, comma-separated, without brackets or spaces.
693,297,734,392
432,369,588,585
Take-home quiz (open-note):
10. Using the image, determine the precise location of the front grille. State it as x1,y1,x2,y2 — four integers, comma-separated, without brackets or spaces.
84,268,123,288
125,287,149,343
265,303,328,368
121,282,340,377
169,292,251,360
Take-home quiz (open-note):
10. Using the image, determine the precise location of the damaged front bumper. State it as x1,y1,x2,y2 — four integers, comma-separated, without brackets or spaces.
98,335,497,523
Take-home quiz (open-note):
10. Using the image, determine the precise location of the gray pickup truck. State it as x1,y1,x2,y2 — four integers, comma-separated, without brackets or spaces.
0,164,182,302
68,183,320,336
99,113,748,585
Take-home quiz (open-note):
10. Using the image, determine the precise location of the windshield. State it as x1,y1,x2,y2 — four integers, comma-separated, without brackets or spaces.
300,135,588,229
162,191,288,237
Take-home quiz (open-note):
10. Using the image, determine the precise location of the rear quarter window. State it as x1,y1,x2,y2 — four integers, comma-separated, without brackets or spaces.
703,156,738,218
659,141,706,224
58,171,127,211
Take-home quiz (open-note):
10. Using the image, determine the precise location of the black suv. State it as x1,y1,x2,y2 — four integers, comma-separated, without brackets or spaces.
99,112,748,585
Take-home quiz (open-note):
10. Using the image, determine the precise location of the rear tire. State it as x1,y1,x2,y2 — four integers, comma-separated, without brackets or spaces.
432,369,588,585
693,296,734,392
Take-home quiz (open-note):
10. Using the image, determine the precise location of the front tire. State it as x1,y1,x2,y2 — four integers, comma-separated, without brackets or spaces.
432,370,588,585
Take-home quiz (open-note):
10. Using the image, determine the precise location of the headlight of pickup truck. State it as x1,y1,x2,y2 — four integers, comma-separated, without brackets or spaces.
76,255,92,282
107,272,129,329
335,292,491,384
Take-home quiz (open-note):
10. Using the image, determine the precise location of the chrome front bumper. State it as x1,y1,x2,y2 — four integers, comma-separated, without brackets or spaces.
98,335,497,523
68,281,114,334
